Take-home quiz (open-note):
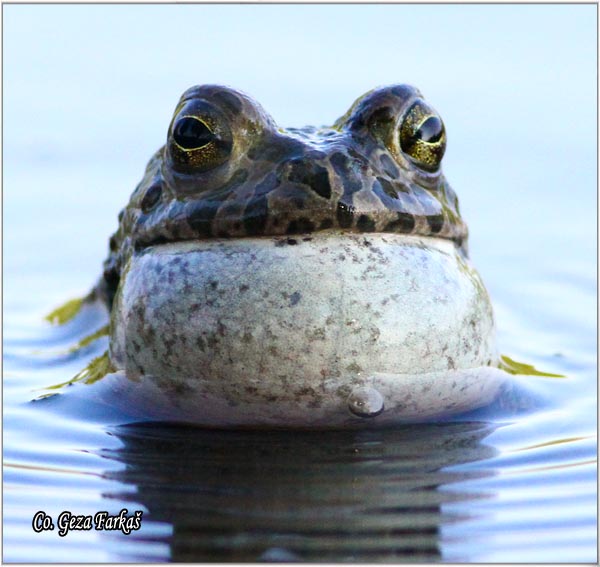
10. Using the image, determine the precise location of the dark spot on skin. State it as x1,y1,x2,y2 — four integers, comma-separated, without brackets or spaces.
371,179,410,215
287,218,315,234
139,234,170,251
346,112,365,131
247,135,300,163
384,212,416,233
187,200,220,238
290,197,304,210
239,284,249,293
102,265,121,307
289,291,301,306
379,154,399,178
288,159,332,200
330,152,362,196
243,195,269,236
165,215,186,242
337,201,355,229
376,177,399,199
368,105,394,126
427,214,444,234
364,106,395,141
356,215,375,232
209,281,218,289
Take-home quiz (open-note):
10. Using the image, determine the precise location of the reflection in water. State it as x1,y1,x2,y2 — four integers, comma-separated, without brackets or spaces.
100,422,497,562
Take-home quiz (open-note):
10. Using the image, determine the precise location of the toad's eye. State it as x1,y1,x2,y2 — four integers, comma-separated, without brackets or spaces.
167,102,233,173
399,101,446,171
173,116,215,150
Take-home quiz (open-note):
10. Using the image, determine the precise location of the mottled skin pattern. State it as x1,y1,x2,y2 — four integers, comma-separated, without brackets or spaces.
99,84,468,307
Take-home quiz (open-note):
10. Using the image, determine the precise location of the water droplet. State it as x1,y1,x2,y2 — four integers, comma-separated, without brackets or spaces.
347,386,384,418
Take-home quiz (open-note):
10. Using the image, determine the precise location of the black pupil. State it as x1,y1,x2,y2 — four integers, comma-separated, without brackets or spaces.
173,117,215,149
416,116,443,144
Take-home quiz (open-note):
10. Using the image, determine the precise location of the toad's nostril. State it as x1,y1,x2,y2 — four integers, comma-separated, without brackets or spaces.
140,181,163,214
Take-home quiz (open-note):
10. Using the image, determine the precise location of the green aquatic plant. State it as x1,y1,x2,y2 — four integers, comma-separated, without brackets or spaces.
499,355,565,378
45,297,85,325
35,351,115,400
65,351,115,386
67,325,109,354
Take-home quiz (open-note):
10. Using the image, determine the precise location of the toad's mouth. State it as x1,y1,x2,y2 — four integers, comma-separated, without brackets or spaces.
133,226,467,257
132,206,468,253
